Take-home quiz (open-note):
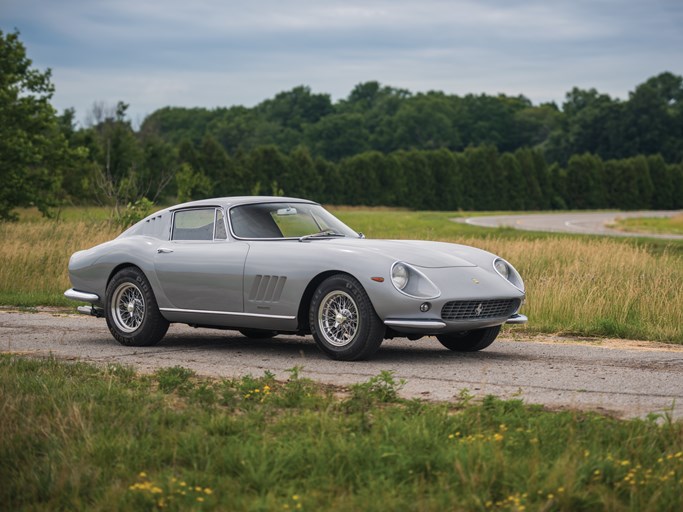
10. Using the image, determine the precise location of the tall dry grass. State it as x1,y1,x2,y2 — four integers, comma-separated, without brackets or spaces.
470,236,683,342
0,221,118,305
1,215,681,342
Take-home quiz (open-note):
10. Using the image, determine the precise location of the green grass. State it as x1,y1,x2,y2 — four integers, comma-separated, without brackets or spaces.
612,213,683,236
2,356,682,511
330,207,683,255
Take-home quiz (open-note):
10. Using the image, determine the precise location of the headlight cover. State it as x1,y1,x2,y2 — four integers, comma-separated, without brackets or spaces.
390,261,441,299
493,258,525,292
494,259,510,280
391,262,409,290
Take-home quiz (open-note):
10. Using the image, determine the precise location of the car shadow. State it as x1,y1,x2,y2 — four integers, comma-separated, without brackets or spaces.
152,329,526,364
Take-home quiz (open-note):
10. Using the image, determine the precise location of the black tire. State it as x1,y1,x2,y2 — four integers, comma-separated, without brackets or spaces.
309,274,385,361
105,267,169,347
436,325,501,352
239,328,277,339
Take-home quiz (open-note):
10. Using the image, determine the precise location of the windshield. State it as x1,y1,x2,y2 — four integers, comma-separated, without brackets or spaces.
229,202,359,239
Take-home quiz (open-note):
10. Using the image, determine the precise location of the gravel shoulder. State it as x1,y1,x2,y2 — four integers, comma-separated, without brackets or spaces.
2,310,682,419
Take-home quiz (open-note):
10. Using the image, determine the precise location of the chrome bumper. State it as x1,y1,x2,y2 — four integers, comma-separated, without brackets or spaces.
505,313,528,324
64,288,99,303
384,319,447,329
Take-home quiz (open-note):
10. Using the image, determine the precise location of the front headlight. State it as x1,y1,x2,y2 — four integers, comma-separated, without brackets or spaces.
390,261,440,299
391,262,409,290
493,258,525,292
494,259,510,280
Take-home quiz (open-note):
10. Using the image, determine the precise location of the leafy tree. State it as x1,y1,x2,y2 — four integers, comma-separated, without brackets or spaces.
395,150,434,209
138,133,176,202
671,163,683,209
139,106,220,145
604,156,653,210
498,153,526,210
0,30,70,220
388,93,458,151
207,106,282,153
512,102,561,148
315,157,342,204
647,155,674,209
545,88,622,164
337,152,383,206
285,146,323,200
243,146,289,195
564,153,605,209
304,113,369,160
424,149,464,210
623,73,683,162
461,146,501,210
257,86,333,131
175,163,212,203
199,135,242,195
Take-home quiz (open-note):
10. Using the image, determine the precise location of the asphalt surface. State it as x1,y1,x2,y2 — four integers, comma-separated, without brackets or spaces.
3,310,683,419
457,210,683,239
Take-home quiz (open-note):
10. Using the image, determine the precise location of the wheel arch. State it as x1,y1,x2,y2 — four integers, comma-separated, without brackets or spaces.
296,270,360,333
107,263,144,290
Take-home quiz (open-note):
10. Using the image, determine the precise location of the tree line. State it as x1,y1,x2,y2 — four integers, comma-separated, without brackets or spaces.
141,73,683,166
60,130,683,212
2,29,683,221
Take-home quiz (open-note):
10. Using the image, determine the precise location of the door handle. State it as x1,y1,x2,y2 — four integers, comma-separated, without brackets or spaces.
157,248,174,254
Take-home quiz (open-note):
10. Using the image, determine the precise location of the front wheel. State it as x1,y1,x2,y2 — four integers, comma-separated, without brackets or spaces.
436,325,501,352
105,267,169,346
309,274,384,361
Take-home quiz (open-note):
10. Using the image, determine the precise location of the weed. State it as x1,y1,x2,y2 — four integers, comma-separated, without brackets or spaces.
155,366,195,393
1,356,682,511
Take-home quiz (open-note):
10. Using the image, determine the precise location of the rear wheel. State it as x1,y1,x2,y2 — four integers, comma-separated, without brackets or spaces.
105,267,169,346
436,325,501,352
310,274,384,361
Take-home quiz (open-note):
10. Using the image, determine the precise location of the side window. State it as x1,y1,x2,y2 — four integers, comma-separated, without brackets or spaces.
172,209,216,241
215,209,227,240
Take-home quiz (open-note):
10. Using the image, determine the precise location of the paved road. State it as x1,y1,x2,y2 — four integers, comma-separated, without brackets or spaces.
3,310,682,419
457,211,683,239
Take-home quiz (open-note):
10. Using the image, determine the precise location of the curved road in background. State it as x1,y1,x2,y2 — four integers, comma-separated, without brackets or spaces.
456,210,683,240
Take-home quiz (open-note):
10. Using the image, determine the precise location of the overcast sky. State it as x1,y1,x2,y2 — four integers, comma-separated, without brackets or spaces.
3,0,682,126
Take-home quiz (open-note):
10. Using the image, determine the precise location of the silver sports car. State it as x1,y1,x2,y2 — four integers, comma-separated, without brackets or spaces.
65,196,527,360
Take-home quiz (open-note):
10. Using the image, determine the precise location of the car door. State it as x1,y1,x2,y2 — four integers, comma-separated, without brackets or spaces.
154,207,248,312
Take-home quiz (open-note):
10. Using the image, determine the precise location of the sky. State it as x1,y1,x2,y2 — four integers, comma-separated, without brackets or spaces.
2,0,683,126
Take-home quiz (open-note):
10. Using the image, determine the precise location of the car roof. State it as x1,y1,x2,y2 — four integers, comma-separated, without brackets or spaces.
169,196,318,211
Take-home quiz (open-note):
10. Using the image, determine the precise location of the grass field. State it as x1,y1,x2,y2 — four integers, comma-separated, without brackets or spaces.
1,207,682,343
612,213,683,235
2,356,682,511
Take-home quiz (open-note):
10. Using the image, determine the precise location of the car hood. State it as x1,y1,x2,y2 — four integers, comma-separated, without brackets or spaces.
320,239,480,268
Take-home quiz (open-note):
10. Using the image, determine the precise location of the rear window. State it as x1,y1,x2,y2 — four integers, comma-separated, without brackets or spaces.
172,209,216,241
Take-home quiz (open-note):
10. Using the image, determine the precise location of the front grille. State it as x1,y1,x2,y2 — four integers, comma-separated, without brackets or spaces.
441,299,520,321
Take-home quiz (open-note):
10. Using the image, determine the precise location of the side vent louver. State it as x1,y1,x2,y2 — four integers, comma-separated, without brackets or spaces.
249,275,287,303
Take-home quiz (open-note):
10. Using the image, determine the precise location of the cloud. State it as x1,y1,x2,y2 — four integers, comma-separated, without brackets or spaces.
2,0,682,123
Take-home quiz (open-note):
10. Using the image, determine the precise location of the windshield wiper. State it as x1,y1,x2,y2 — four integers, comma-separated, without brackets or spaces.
298,230,347,242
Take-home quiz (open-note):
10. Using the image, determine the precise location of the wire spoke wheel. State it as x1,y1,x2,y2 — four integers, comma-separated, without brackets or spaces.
318,290,360,347
111,282,145,333
105,268,168,347
310,274,384,360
